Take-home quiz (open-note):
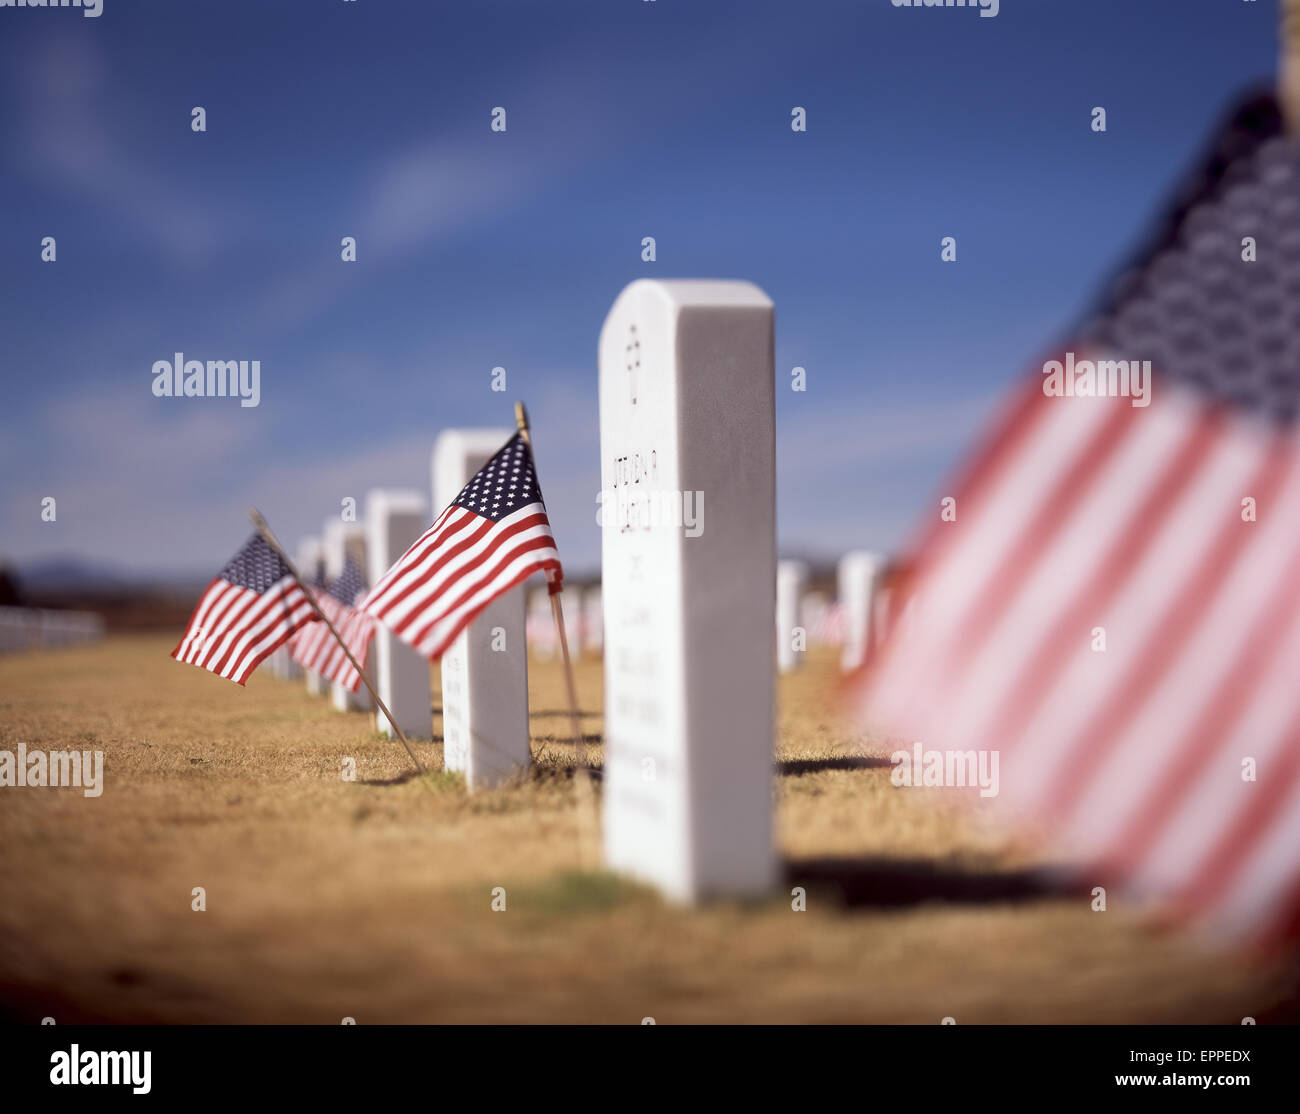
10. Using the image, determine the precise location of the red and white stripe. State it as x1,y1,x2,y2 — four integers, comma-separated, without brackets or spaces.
362,500,561,660
288,592,376,693
285,610,318,663
172,575,315,686
289,591,337,672
852,361,1300,946
314,605,376,693
811,601,846,646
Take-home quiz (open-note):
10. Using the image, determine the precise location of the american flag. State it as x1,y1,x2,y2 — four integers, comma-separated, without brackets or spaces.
290,556,375,692
285,546,326,664
362,431,562,659
172,533,316,686
852,94,1300,947
812,600,846,647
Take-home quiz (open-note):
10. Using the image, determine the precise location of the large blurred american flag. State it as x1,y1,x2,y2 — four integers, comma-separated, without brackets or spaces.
853,95,1300,947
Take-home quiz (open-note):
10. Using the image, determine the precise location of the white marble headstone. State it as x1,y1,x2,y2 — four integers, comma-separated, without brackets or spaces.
432,430,531,788
803,590,830,646
526,587,556,660
776,559,810,673
581,585,604,656
838,550,883,673
599,278,776,903
266,644,297,680
365,489,433,739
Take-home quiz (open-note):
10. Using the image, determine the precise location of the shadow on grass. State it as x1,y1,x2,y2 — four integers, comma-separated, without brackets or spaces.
359,768,462,790
359,772,420,786
785,855,1079,910
361,761,603,788
530,708,602,719
528,759,604,784
776,756,892,776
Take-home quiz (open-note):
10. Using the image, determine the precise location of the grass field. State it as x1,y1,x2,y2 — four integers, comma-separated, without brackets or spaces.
1,636,1296,1024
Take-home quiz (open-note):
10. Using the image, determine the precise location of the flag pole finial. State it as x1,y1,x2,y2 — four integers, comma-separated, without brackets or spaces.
514,401,530,442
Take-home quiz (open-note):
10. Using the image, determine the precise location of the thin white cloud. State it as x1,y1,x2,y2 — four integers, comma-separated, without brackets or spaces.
359,143,524,257
12,37,244,267
0,373,1003,578
776,387,1004,558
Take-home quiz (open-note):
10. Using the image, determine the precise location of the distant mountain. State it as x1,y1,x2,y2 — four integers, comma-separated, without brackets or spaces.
0,557,208,631
8,557,211,595
10,556,138,594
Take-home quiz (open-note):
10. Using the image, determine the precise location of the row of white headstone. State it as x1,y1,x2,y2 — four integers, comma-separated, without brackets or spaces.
524,584,602,660
775,552,896,674
263,435,533,790
266,279,891,906
0,606,105,654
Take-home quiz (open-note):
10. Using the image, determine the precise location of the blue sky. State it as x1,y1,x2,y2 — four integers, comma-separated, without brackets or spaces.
0,0,1281,580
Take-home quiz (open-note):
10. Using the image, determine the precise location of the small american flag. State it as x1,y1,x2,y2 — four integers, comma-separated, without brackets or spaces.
289,556,354,670
362,431,562,659
853,95,1300,947
285,548,325,662
290,556,375,692
173,533,316,685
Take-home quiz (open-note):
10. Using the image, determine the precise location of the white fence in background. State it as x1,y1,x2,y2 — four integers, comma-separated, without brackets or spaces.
0,607,105,654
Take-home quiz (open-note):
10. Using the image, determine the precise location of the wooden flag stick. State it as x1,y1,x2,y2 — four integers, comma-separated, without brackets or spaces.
249,509,427,776
514,402,586,767
549,591,586,765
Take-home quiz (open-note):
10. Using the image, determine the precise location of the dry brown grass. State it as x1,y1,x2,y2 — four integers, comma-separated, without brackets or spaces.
0,636,1295,1024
